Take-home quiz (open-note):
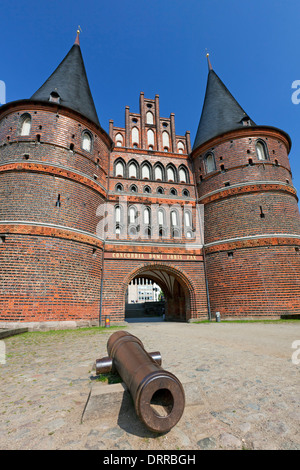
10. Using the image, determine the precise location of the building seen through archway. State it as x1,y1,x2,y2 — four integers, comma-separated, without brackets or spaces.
125,277,164,319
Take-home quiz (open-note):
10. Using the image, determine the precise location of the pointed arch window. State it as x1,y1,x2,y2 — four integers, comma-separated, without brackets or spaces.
115,205,123,235
171,209,181,238
129,206,137,224
115,159,125,177
143,207,151,225
141,163,151,180
158,209,165,226
19,114,31,136
115,183,123,192
167,165,176,182
130,184,138,193
147,128,155,148
82,131,92,152
154,165,163,181
184,211,192,228
128,161,138,178
115,133,123,147
171,210,179,227
177,141,185,154
131,127,139,147
205,152,216,173
162,131,169,150
146,112,154,124
256,140,268,161
179,166,188,183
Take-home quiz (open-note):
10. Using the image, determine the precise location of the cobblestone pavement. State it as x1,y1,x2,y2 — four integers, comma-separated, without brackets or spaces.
0,321,299,450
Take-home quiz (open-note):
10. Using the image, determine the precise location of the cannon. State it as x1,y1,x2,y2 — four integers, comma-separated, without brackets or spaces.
95,330,185,433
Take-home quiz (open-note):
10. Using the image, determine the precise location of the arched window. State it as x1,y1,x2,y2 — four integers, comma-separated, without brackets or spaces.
128,161,138,178
154,165,163,181
115,159,125,177
131,127,139,147
170,188,177,196
167,165,176,182
141,163,151,180
143,185,151,194
129,206,137,224
158,209,165,226
184,211,192,228
115,133,123,147
19,114,31,136
115,206,121,223
147,128,155,148
157,187,164,195
129,184,138,193
82,131,92,152
171,210,178,227
256,140,268,160
143,207,151,225
177,141,185,154
146,112,154,124
115,183,123,192
162,131,169,150
182,189,190,197
115,205,122,235
179,166,188,183
205,152,216,173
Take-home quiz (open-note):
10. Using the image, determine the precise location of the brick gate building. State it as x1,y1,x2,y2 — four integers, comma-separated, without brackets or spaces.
0,33,299,326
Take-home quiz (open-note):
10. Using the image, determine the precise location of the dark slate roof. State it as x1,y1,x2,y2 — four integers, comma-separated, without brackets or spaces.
193,68,256,151
30,41,100,127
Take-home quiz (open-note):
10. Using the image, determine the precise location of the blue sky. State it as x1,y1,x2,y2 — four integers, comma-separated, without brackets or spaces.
1,0,300,194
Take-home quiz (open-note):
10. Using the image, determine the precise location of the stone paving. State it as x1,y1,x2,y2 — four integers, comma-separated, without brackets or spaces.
0,321,299,450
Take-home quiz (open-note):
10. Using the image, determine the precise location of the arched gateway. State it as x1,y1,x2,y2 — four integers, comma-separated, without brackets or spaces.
100,256,208,324
123,264,196,321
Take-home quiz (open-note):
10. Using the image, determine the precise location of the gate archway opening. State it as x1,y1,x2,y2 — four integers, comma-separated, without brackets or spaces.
124,265,194,322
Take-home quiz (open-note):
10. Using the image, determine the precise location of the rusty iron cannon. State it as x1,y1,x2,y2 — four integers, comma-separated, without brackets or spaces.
95,330,185,433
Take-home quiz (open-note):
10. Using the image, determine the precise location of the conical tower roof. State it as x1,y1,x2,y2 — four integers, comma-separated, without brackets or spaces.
193,55,255,151
31,32,100,126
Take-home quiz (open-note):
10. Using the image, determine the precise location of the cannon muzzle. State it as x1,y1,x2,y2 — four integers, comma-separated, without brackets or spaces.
95,330,185,433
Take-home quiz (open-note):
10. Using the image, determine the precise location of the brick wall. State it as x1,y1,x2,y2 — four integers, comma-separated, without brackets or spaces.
205,245,300,318
0,234,102,321
0,102,111,322
192,127,300,318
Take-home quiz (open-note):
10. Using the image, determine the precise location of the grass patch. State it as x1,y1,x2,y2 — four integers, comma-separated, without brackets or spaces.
94,371,123,384
14,325,123,339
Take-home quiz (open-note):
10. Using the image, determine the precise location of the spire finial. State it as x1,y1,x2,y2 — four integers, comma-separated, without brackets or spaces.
206,50,213,71
74,25,82,46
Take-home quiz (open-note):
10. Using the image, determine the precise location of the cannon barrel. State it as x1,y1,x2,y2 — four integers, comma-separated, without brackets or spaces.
95,330,185,433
